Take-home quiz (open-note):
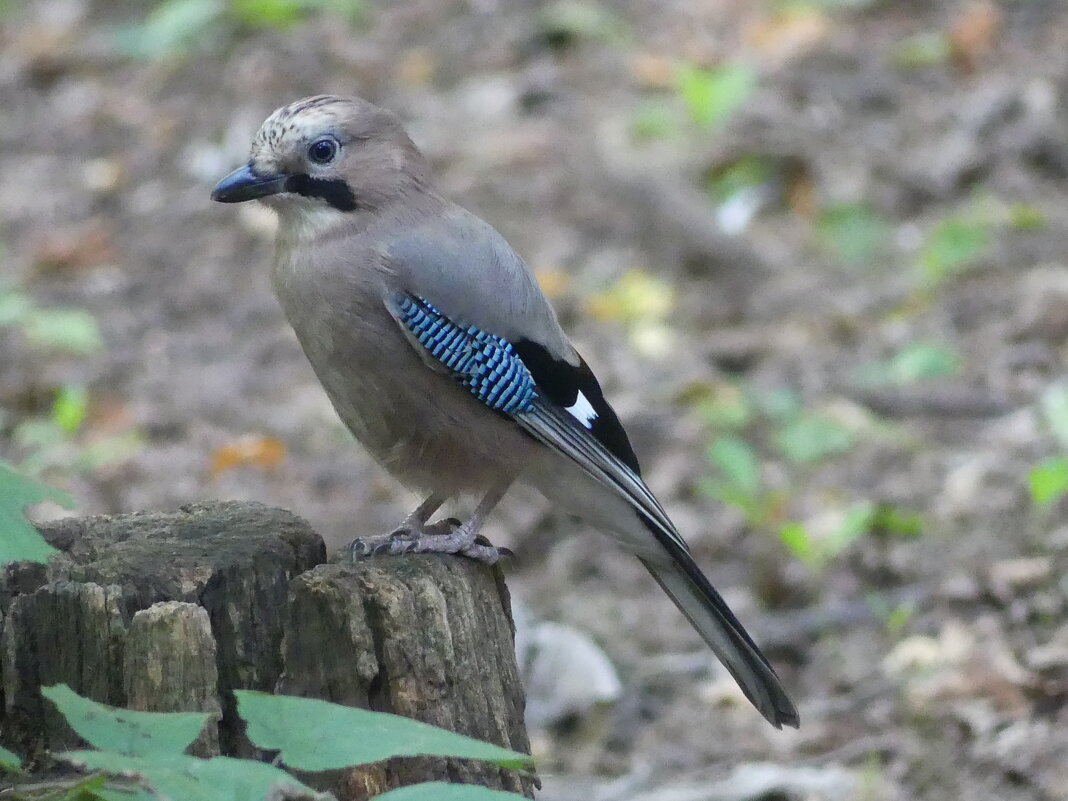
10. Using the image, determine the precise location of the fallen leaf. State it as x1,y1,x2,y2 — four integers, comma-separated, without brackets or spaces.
210,436,287,475
745,8,831,67
397,47,436,87
786,167,817,219
33,222,117,273
950,1,1001,73
584,269,674,323
630,53,675,89
534,268,571,299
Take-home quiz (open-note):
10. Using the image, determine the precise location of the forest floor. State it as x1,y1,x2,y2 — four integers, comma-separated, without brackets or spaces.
3,1,1068,799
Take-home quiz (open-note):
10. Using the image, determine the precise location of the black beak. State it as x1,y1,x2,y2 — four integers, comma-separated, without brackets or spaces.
211,164,288,203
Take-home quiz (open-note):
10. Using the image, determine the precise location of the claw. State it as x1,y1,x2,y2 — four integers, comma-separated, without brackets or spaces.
348,539,373,558
348,506,512,564
458,541,510,564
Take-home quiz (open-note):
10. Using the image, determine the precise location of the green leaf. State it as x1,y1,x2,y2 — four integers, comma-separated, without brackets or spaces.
0,461,72,565
870,504,924,538
59,751,317,801
696,382,753,431
0,744,22,771
1029,458,1068,508
90,782,161,801
706,436,761,495
236,691,534,772
376,783,528,801
918,217,989,283
538,0,626,45
1040,383,1068,450
1009,203,1045,230
889,343,960,382
114,0,222,58
866,592,915,636
894,31,951,68
706,155,773,203
231,0,310,27
860,342,960,386
827,501,875,554
775,414,855,463
779,522,813,565
817,203,888,267
78,431,147,473
676,64,757,130
884,602,915,636
752,388,801,421
53,384,89,434
0,290,32,326
25,308,104,353
42,685,209,757
232,0,367,28
631,102,678,141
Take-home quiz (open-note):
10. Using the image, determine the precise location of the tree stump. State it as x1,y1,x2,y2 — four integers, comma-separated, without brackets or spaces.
0,501,534,800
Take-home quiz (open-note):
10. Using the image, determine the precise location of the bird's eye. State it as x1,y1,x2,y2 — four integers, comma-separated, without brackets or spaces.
308,137,338,164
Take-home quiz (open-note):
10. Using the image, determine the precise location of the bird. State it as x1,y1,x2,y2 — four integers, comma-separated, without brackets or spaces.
211,94,799,729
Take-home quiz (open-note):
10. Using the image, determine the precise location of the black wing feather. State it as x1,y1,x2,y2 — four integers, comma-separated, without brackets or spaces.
512,339,641,474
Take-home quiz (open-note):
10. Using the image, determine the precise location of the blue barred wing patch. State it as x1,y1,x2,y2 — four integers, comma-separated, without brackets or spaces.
396,295,537,415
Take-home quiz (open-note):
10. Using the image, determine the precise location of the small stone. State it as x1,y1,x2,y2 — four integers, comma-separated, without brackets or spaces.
987,556,1052,600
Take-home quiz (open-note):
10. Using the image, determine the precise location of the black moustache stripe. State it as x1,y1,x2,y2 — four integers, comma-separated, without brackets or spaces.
285,174,358,212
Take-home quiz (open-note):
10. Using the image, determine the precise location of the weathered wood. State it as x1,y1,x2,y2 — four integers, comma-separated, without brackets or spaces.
280,559,534,799
1,580,125,756
1,501,326,762
0,501,534,799
123,601,222,757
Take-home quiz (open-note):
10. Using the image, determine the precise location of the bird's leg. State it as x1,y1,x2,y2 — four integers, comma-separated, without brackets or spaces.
347,493,445,559
393,493,446,535
350,483,512,564
415,482,511,563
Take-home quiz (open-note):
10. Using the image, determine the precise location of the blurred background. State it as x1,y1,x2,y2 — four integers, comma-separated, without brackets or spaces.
3,1,1068,798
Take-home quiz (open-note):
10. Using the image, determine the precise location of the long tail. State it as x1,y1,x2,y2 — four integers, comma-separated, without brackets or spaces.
514,398,799,727
640,546,799,728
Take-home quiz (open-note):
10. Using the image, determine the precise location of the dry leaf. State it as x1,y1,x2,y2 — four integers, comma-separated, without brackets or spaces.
745,9,831,67
210,436,287,475
950,1,1001,73
584,269,674,323
631,53,675,89
397,47,436,87
786,168,817,219
33,221,117,273
535,268,571,299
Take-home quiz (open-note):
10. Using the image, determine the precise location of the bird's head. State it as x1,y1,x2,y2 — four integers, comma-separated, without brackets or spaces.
211,95,429,227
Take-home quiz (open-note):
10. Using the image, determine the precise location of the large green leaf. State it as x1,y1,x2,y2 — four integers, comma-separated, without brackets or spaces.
90,782,161,801
42,685,209,757
236,691,534,772
0,744,22,771
0,461,73,565
60,751,320,801
376,783,528,801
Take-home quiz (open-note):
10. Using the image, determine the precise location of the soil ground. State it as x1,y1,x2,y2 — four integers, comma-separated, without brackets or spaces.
3,1,1068,799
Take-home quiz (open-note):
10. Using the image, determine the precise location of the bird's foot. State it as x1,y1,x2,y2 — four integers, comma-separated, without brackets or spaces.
347,519,511,565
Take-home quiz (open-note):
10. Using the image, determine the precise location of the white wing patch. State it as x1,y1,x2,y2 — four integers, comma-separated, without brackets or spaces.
565,391,599,429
